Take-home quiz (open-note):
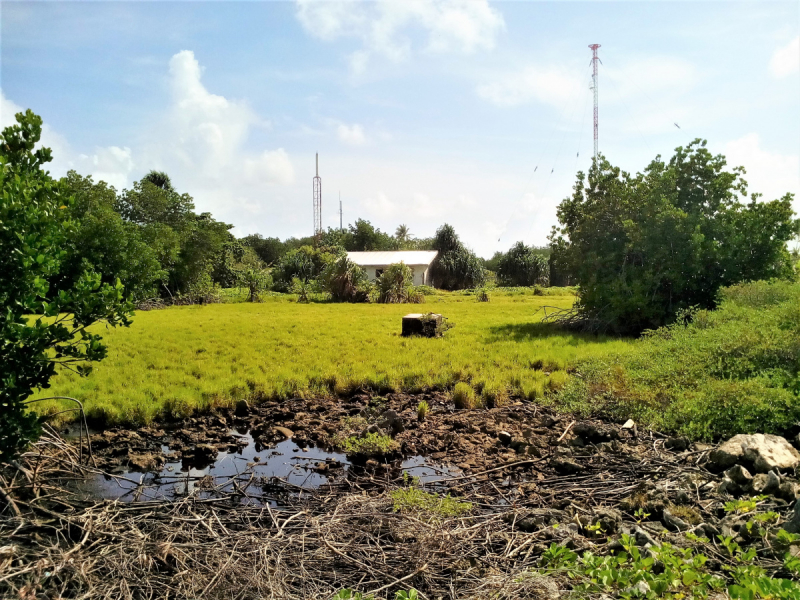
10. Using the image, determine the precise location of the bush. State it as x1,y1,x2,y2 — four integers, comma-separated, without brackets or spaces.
377,262,424,304
429,224,486,290
1,110,133,460
321,255,372,302
496,242,550,287
555,280,800,440
551,141,798,334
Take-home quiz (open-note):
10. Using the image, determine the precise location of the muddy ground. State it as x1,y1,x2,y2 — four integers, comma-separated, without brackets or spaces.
3,392,800,598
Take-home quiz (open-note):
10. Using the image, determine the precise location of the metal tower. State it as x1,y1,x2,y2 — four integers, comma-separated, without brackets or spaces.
589,44,601,163
313,153,322,236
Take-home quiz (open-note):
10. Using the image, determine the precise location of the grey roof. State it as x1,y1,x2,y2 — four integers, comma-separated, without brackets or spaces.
347,250,438,267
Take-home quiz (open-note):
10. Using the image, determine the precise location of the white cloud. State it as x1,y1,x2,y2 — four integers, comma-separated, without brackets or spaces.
296,0,504,73
3,51,295,226
770,36,800,78
337,123,367,145
723,133,800,205
1,90,134,189
477,65,584,110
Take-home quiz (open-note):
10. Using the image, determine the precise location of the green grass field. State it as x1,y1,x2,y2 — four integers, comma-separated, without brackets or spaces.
32,289,633,426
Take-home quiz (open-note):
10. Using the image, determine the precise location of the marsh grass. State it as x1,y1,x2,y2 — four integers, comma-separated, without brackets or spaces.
31,289,631,426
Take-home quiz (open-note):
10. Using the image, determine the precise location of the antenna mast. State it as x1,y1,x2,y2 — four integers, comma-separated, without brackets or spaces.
589,44,601,163
313,153,322,237
339,192,343,231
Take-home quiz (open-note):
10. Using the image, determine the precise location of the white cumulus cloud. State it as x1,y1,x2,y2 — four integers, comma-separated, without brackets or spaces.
723,133,800,205
770,36,800,78
337,123,367,145
296,0,504,72
477,65,584,111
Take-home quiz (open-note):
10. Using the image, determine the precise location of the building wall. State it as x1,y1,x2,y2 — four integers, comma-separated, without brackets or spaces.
363,264,429,286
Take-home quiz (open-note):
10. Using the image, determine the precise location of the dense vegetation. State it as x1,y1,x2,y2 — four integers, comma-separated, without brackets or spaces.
551,140,798,334
555,280,800,440
0,111,132,459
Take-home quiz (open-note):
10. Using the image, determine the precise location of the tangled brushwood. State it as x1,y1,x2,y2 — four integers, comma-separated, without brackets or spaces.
3,407,800,599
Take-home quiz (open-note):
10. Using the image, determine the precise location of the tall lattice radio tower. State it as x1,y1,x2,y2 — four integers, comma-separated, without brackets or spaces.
313,153,322,237
589,44,601,163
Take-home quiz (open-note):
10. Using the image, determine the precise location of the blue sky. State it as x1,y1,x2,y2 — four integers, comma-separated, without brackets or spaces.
2,0,798,257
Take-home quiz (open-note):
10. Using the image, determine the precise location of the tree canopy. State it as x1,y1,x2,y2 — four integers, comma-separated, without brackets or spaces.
0,110,133,459
551,140,799,334
429,224,486,290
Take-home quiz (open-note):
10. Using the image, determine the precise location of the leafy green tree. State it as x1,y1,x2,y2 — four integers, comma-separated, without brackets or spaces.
240,233,285,265
0,110,133,459
429,223,486,290
115,176,194,230
54,171,165,301
272,245,342,292
345,219,398,251
552,140,798,334
496,242,550,287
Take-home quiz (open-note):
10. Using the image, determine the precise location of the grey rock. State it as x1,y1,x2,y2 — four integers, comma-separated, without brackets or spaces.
377,410,404,435
718,477,737,495
593,507,623,534
624,581,651,596
662,509,690,532
665,437,691,452
710,434,800,473
633,526,657,547
777,482,800,502
750,471,780,495
698,522,721,539
724,464,753,486
784,499,800,534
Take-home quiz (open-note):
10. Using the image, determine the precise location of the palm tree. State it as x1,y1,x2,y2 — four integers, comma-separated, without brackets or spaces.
395,224,412,246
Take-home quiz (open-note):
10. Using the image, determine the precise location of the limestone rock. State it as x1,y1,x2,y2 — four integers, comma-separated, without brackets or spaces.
724,465,753,486
273,426,294,440
750,471,780,495
710,434,800,473
377,410,404,435
782,499,800,534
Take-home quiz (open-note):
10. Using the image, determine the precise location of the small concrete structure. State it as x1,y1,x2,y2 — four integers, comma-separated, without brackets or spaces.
402,313,443,337
347,251,438,286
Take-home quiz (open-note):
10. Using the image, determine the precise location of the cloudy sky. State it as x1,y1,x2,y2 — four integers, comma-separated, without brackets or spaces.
2,1,798,257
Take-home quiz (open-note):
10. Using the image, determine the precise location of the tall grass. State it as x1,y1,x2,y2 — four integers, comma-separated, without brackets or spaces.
554,280,800,440
31,290,629,426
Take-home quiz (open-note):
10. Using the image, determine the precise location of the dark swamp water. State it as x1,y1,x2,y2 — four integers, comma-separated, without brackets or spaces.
74,429,461,505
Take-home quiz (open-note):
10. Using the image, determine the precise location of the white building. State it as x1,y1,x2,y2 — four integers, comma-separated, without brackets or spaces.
347,251,438,286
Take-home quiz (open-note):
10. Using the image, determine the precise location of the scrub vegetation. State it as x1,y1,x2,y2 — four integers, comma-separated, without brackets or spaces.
555,279,800,440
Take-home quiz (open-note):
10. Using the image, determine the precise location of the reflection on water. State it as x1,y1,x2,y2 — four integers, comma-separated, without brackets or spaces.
77,430,462,504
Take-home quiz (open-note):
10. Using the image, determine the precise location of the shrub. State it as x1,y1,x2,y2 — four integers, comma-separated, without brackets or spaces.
321,255,372,303
475,287,490,302
496,242,550,287
429,224,486,290
0,110,133,459
555,280,800,440
550,141,798,334
452,382,478,409
391,483,472,518
339,432,398,456
377,262,424,304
